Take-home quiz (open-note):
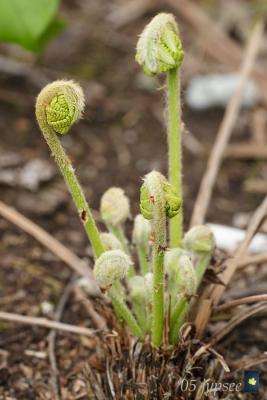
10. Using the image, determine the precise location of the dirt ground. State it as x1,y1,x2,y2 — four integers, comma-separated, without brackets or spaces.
0,0,266,398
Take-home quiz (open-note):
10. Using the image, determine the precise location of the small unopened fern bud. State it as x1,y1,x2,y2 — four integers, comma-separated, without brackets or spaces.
100,232,123,251
177,255,197,296
163,181,181,218
136,13,184,76
140,172,181,220
183,225,215,253
132,214,151,246
129,276,146,299
100,187,130,226
94,250,133,289
36,80,85,135
165,248,187,276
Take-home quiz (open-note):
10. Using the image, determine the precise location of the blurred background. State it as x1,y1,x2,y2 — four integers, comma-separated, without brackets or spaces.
0,0,266,397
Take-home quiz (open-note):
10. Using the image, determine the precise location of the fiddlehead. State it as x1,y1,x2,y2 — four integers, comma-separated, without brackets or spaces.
94,250,143,338
36,79,84,136
135,13,184,76
94,250,131,289
100,187,131,256
183,225,215,254
183,225,215,283
36,80,104,258
100,232,123,251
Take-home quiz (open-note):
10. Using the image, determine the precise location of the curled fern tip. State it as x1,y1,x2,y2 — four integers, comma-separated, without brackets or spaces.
36,80,85,135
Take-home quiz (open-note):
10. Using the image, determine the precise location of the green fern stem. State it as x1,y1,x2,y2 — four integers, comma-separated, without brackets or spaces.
143,171,167,347
108,286,144,338
169,296,187,344
137,244,150,275
167,68,183,247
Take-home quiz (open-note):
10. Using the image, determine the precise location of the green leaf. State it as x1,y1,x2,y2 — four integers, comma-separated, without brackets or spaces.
0,0,61,51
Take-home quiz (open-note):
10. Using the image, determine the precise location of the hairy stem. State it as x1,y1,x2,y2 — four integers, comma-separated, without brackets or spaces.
195,253,212,284
152,248,165,345
144,171,167,346
169,301,188,344
42,131,103,257
137,244,150,275
169,296,187,344
108,286,143,338
132,300,147,333
167,68,183,247
108,225,135,279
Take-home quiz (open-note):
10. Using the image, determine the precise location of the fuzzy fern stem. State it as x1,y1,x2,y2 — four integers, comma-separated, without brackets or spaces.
108,225,130,256
167,68,183,247
108,286,144,338
94,250,143,338
137,245,150,275
141,171,167,346
169,296,187,344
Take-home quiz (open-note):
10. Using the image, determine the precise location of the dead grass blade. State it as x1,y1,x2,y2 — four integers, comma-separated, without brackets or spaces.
230,352,267,372
190,19,264,227
196,195,267,337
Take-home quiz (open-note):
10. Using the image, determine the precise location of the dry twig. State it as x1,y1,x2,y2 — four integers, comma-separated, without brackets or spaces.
107,0,159,28
211,196,267,303
0,200,99,295
190,20,264,226
238,252,267,268
209,302,267,346
188,343,230,372
0,311,96,337
226,144,267,160
214,295,267,313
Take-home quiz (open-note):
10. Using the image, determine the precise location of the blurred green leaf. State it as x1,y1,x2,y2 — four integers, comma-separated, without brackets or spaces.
0,0,63,51
32,17,66,52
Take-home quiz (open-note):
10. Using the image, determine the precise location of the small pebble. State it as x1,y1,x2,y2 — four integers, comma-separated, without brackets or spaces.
186,73,259,110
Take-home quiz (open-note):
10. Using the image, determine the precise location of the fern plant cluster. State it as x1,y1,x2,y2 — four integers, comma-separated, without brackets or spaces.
35,13,215,348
